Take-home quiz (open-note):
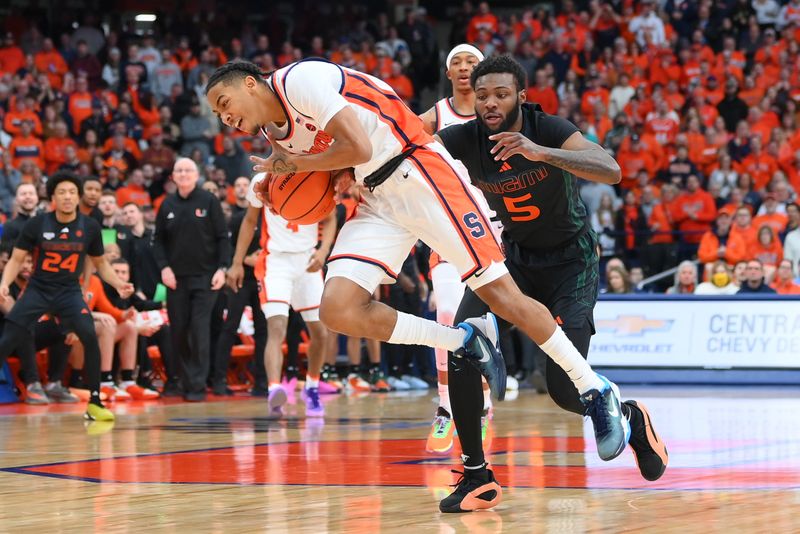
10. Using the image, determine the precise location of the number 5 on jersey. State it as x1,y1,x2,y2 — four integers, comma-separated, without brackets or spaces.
503,193,540,221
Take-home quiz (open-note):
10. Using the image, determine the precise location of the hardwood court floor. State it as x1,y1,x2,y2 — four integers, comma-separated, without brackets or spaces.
1,385,799,532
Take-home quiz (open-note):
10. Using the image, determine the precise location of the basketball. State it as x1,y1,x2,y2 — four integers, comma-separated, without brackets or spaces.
268,170,336,225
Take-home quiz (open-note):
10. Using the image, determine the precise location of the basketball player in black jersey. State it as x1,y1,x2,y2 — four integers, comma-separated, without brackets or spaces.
435,55,668,512
0,172,133,422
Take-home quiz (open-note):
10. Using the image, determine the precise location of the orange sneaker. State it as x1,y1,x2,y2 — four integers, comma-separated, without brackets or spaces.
426,407,455,454
439,467,502,513
101,384,131,401
346,374,371,393
123,382,160,400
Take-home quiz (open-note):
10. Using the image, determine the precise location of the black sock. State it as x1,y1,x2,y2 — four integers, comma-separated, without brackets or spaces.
448,350,486,468
120,370,134,382
101,371,114,383
89,391,102,406
69,368,84,388
350,364,361,376
369,363,380,374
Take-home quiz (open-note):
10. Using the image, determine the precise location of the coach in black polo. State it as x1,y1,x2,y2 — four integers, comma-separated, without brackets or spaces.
154,157,230,401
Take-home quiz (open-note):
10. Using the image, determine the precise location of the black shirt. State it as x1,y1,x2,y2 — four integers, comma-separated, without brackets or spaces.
1,212,33,253
16,212,103,289
229,208,260,281
438,103,586,250
129,227,161,299
103,222,134,262
153,187,230,277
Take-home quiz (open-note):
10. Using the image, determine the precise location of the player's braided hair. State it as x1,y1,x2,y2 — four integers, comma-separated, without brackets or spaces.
46,171,84,199
469,54,527,92
205,60,268,95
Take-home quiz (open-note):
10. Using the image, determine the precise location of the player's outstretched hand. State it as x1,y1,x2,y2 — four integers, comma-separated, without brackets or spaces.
118,283,134,299
226,263,245,291
211,269,226,291
161,267,177,290
488,132,547,162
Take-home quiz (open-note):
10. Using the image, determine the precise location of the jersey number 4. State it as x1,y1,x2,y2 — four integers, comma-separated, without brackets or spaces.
42,252,79,273
503,194,541,221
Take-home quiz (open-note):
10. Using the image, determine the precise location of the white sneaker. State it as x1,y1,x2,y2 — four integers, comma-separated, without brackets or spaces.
387,376,411,390
401,374,429,390
506,376,519,391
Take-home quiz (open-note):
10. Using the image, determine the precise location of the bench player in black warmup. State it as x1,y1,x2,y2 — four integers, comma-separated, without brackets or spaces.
0,172,133,422
436,56,668,512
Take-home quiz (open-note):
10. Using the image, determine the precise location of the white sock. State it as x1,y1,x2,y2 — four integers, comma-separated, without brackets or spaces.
305,377,319,389
539,326,604,394
389,311,466,351
482,384,492,412
438,383,451,414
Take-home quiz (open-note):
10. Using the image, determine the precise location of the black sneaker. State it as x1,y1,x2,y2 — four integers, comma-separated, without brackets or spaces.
625,400,668,481
162,380,184,398
439,466,502,513
455,313,507,401
212,383,234,396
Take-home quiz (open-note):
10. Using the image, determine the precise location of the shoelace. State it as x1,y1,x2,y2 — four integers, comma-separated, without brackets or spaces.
449,469,467,489
433,415,450,436
585,390,612,436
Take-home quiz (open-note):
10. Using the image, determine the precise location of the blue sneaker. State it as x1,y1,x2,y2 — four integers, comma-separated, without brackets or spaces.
455,313,507,401
580,375,630,461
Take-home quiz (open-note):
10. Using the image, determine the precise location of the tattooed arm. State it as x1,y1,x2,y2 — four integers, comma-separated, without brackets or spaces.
251,106,372,174
488,131,622,184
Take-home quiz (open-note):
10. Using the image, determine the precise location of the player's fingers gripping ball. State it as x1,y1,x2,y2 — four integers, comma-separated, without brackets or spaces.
268,170,336,225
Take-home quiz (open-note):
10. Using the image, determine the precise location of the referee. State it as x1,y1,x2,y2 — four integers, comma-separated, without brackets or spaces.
435,55,668,513
154,158,230,401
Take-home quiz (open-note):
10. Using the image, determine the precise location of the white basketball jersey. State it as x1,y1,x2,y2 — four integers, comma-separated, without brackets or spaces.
247,174,318,253
434,97,475,132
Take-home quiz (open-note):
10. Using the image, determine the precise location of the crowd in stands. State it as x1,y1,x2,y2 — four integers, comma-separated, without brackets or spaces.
2,0,800,403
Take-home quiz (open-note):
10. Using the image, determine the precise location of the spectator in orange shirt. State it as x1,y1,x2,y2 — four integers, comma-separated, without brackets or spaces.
34,38,68,90
617,133,657,189
526,70,559,115
116,168,152,208
43,120,78,175
748,224,783,278
737,136,778,190
466,2,499,44
3,98,43,137
698,211,748,267
9,120,44,170
771,259,800,294
730,205,758,247
645,99,680,145
68,76,95,135
674,174,718,256
753,193,789,235
0,32,24,75
384,62,414,105
580,76,610,119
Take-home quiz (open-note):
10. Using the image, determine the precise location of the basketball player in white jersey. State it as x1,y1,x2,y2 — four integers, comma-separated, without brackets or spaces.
207,58,629,513
418,44,493,454
228,173,337,417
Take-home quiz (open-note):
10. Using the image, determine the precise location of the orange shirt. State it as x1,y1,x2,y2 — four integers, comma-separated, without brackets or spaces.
384,75,414,103
730,224,757,249
68,91,95,135
526,86,559,115
102,137,142,160
34,50,68,90
698,230,747,264
747,238,782,267
84,274,125,322
736,152,778,190
580,87,609,118
4,110,43,137
0,45,25,75
9,134,45,170
648,203,674,244
738,87,765,108
617,149,657,190
753,213,789,235
771,279,800,295
467,13,499,43
673,189,717,244
43,137,78,174
645,114,680,145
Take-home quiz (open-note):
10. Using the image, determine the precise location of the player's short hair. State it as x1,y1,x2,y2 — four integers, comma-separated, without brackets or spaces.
46,171,83,199
206,61,267,95
83,175,102,186
470,54,527,92
110,258,129,266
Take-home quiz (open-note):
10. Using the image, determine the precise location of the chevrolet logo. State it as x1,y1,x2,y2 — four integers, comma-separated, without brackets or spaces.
596,315,673,336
